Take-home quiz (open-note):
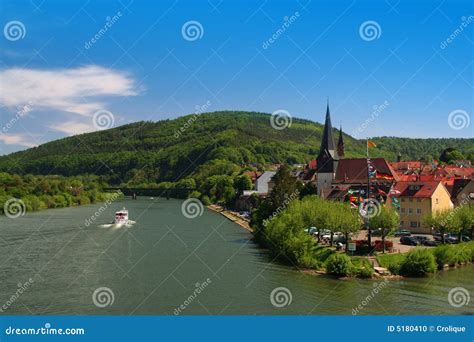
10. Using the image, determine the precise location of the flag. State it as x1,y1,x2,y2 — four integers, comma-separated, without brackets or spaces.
389,189,401,196
367,140,377,148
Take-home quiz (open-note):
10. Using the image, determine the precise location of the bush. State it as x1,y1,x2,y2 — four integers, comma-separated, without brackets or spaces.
455,247,471,264
388,262,402,275
326,253,353,277
433,245,456,269
400,249,436,277
351,258,375,278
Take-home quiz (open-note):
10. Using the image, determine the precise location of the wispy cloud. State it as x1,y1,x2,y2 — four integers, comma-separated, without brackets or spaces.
0,65,139,117
49,121,97,135
0,133,37,147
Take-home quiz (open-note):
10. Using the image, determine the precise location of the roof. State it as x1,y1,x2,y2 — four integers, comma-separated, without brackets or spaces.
390,161,423,171
391,181,444,198
316,103,338,173
255,171,276,194
243,171,262,182
450,179,473,200
334,158,399,183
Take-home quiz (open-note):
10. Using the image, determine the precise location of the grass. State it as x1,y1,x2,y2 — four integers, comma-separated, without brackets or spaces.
376,253,406,269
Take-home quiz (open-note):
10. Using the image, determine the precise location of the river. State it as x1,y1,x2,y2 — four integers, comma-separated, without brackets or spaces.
0,198,472,315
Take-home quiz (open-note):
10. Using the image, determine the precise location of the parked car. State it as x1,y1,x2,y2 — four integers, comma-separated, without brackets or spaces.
413,236,429,243
304,227,318,236
423,240,441,247
433,233,459,244
400,236,419,246
394,229,412,237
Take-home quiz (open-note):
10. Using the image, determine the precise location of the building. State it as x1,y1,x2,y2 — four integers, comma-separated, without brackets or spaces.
316,103,339,196
387,181,454,234
449,179,474,206
255,171,276,194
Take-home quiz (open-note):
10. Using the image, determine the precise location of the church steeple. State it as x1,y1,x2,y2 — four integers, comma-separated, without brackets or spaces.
337,125,345,158
316,101,338,173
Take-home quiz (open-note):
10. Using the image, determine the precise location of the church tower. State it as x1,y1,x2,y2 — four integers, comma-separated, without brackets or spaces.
316,102,339,196
337,125,345,158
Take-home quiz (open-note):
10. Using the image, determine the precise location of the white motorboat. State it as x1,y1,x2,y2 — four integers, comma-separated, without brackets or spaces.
114,208,129,224
100,208,136,228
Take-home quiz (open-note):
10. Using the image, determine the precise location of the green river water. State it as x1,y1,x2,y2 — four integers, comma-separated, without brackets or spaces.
0,198,472,315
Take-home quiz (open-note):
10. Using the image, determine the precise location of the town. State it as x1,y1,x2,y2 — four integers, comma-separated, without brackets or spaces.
224,104,474,278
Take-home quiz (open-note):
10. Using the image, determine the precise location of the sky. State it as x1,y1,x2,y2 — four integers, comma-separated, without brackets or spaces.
0,0,472,155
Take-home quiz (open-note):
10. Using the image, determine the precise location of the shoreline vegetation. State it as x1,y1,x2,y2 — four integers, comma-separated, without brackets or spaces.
0,173,123,216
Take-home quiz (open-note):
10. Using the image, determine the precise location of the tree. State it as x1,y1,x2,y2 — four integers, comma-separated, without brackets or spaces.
234,174,252,196
369,206,399,253
423,209,456,244
454,205,474,240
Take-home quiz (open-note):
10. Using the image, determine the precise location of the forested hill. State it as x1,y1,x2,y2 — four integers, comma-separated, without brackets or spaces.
0,111,472,184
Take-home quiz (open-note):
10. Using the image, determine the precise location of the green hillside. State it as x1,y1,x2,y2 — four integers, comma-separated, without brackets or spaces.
0,111,472,186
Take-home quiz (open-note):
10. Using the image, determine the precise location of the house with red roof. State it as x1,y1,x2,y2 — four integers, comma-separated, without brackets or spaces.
386,180,454,234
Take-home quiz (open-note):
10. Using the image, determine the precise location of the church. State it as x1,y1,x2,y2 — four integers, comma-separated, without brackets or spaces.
315,103,398,204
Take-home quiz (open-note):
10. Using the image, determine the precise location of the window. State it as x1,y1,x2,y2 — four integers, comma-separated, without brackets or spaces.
401,198,405,202
417,208,422,214
400,221,404,226
408,208,413,214
436,198,439,204
417,198,421,202
410,221,418,228
401,208,405,213
409,198,413,202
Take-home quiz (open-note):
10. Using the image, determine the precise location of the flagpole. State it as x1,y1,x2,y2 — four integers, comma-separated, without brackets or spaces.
366,138,371,248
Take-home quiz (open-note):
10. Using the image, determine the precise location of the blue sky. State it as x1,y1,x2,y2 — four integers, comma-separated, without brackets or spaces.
0,0,472,154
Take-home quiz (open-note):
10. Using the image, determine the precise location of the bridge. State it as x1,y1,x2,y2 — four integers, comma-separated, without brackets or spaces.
104,187,196,198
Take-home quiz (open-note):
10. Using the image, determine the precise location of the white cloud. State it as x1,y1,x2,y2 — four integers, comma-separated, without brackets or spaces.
0,133,37,147
49,121,97,135
0,65,138,117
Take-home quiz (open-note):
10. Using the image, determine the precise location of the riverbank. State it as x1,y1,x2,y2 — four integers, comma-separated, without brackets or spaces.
207,204,253,233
